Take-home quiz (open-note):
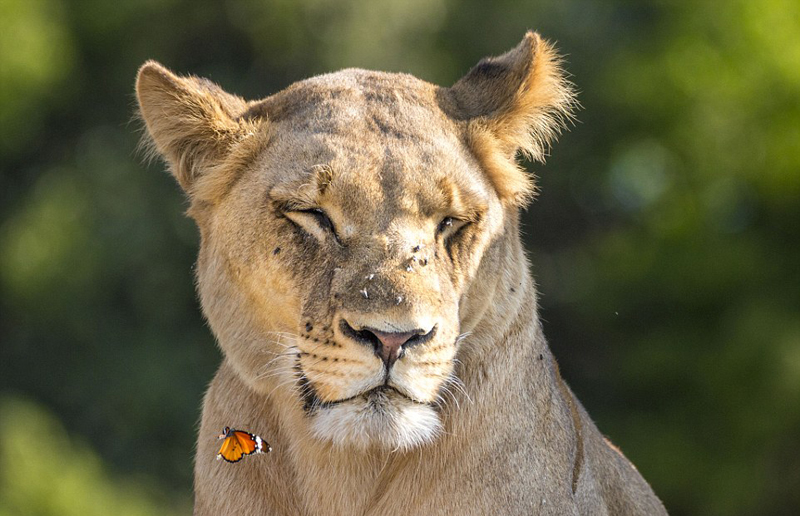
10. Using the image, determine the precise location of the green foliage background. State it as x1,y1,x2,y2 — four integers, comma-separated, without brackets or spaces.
1,0,798,514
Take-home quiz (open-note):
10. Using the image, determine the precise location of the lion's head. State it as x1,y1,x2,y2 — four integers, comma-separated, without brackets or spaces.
137,32,574,451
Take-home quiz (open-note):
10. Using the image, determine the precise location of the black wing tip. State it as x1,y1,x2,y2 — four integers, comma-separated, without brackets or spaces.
217,452,246,464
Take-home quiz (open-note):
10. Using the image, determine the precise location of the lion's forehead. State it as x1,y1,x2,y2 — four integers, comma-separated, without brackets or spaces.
266,69,458,143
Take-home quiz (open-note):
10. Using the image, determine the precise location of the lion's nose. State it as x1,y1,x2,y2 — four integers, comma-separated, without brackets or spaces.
339,320,436,369
370,329,420,367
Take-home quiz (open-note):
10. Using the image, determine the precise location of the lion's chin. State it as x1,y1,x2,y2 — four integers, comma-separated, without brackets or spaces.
309,388,441,451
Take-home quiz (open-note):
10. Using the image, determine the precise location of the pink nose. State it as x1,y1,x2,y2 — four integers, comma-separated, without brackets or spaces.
370,330,419,367
340,320,436,369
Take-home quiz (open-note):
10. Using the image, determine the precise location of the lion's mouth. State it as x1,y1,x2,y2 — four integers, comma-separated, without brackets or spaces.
326,385,424,407
296,370,429,413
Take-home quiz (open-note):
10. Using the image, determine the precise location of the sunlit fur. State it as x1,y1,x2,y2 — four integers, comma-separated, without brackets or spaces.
137,32,666,516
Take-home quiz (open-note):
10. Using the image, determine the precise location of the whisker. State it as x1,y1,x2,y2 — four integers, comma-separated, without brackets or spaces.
255,355,301,379
255,366,299,382
258,349,299,369
455,331,472,343
255,348,299,373
252,337,296,353
261,330,301,338
437,384,460,411
266,370,305,400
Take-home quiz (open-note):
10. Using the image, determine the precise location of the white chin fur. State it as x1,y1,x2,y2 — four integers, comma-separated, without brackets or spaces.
310,392,441,451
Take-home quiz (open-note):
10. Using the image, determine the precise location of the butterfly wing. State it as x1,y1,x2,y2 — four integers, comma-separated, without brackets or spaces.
217,432,246,463
232,430,259,456
217,428,270,463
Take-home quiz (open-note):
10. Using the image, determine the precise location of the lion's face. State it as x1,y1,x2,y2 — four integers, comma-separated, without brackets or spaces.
136,32,574,451
202,71,506,449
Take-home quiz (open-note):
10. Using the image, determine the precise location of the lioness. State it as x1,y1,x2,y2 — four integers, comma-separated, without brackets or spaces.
137,32,667,515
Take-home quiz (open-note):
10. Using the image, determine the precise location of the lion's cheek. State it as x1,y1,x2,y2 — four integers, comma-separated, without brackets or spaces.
391,354,455,403
239,266,301,331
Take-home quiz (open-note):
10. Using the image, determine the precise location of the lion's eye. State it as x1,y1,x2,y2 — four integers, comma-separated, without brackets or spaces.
302,209,335,234
285,208,340,243
436,216,469,242
437,217,454,235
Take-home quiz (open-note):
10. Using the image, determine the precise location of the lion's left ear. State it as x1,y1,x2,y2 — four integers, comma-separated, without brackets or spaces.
443,32,576,206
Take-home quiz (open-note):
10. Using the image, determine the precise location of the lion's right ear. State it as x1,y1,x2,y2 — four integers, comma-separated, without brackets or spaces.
136,61,262,202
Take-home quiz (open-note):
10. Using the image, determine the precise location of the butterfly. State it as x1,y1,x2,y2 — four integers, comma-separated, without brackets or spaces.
216,426,271,463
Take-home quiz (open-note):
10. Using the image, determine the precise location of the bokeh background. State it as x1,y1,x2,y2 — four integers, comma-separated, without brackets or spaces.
1,0,799,514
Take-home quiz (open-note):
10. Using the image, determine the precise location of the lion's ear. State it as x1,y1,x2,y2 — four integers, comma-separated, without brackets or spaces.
136,61,260,202
445,32,576,206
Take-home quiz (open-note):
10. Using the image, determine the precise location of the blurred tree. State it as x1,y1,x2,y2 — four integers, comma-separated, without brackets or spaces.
0,0,797,514
0,0,74,156
0,396,187,515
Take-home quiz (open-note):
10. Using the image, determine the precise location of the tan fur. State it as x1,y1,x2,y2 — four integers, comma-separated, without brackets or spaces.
136,32,666,515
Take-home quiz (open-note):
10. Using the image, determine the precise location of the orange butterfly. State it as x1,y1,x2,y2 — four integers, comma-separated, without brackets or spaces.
216,426,271,463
